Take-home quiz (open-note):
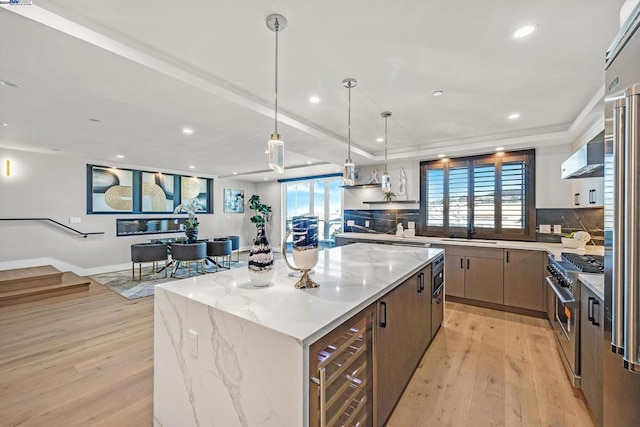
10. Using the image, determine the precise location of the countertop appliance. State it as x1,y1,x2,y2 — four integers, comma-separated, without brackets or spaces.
546,252,605,387
431,254,444,340
604,3,640,425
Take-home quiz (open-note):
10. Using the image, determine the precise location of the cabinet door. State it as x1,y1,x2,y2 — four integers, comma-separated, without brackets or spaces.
376,279,417,426
572,177,604,207
464,256,504,304
412,267,432,363
309,305,374,427
580,285,603,426
445,254,465,297
503,249,544,311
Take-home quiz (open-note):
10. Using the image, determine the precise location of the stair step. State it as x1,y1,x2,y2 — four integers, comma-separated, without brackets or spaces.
0,272,90,307
0,265,63,291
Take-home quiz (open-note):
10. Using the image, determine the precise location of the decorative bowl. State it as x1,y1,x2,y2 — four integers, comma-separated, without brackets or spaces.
561,237,586,249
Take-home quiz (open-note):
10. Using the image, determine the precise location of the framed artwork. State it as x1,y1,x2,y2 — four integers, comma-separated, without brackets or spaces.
141,172,174,212
89,166,134,213
87,164,214,214
224,189,245,213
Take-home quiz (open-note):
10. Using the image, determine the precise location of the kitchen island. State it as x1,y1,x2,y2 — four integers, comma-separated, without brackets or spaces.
154,243,444,427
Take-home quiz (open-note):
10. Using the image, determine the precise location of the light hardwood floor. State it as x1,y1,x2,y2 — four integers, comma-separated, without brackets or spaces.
0,282,593,426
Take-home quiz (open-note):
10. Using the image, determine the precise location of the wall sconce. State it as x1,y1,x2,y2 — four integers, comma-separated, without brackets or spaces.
3,159,10,177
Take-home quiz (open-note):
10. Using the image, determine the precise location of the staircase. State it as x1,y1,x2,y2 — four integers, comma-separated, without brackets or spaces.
0,265,90,307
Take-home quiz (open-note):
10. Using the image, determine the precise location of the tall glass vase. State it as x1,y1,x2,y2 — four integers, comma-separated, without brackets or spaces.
248,224,274,287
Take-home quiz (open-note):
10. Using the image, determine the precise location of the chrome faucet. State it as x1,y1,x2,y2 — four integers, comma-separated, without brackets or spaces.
467,224,476,239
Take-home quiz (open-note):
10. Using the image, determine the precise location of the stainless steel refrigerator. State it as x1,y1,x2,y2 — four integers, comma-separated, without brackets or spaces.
604,4,640,425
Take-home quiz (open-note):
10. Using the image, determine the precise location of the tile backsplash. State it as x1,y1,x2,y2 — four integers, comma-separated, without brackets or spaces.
535,207,604,246
343,207,604,246
343,209,419,234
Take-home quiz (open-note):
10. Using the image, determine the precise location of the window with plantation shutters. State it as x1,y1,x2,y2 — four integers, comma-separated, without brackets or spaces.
419,150,535,240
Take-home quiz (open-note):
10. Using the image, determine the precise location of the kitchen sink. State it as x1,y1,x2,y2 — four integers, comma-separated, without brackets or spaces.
439,238,498,244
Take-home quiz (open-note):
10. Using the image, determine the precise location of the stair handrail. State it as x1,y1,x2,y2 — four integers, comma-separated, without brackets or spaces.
0,218,105,238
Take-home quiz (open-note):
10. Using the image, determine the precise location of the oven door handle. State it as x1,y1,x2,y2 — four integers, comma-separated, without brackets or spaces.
545,276,580,309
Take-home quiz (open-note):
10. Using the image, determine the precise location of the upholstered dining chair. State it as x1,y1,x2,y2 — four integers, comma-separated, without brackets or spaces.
130,243,169,281
225,235,241,262
207,239,232,272
171,242,207,277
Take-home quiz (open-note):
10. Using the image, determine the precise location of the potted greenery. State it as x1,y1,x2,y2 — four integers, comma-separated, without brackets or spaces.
247,194,274,286
173,198,200,242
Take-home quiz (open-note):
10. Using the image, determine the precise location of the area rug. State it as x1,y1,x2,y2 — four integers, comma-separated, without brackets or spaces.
91,261,248,300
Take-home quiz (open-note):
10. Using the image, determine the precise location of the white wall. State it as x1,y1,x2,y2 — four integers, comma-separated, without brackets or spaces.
0,148,257,273
535,144,574,208
343,161,421,210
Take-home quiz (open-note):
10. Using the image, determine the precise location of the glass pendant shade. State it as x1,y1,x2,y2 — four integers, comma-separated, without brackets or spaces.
344,160,356,186
381,171,391,193
268,133,284,174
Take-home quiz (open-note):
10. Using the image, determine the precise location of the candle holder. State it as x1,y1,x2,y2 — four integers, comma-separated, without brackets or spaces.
282,216,319,289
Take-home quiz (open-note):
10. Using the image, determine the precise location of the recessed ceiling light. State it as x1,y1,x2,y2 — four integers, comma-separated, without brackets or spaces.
376,137,384,143
309,96,320,103
495,147,505,151
232,172,238,175
0,80,21,88
116,155,124,159
264,150,269,154
437,154,446,158
432,91,444,97
182,127,194,135
188,165,195,169
0,122,7,127
508,113,520,119
307,161,313,164
513,24,537,39
264,177,268,180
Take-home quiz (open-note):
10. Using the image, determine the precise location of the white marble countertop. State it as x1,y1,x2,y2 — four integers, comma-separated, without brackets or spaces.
157,243,444,346
335,232,432,245
335,232,604,259
580,274,605,301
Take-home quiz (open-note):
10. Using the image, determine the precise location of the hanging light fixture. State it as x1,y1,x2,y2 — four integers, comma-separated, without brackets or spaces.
380,111,392,193
342,78,358,186
266,14,287,173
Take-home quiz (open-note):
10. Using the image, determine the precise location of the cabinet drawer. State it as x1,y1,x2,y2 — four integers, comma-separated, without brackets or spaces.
462,246,503,259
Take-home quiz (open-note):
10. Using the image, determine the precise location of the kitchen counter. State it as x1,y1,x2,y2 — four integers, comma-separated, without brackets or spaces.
154,243,444,426
335,232,432,246
335,232,604,259
580,273,605,301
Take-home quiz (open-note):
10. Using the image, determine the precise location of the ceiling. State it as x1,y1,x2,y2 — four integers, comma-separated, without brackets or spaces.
0,0,625,181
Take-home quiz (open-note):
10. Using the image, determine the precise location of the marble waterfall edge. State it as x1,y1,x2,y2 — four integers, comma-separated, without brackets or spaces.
154,287,303,427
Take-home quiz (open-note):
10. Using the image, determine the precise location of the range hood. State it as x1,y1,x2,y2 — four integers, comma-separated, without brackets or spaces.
561,131,605,179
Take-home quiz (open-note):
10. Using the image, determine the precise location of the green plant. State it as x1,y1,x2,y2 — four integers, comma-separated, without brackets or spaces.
382,191,396,202
173,198,200,229
249,194,272,227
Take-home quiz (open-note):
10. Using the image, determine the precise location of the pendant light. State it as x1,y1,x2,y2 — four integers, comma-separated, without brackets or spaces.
342,78,358,186
381,111,392,193
266,14,287,173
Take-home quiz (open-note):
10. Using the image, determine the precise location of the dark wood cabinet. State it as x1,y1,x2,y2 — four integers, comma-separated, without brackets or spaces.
503,249,544,311
580,284,603,427
376,266,432,426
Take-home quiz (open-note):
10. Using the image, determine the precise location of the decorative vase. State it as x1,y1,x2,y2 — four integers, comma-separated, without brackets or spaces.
282,216,319,289
185,227,198,242
248,224,274,287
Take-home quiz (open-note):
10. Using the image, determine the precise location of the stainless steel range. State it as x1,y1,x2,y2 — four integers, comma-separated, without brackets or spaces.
546,252,604,387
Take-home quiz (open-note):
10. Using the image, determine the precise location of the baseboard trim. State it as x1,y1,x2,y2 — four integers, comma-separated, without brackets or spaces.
0,258,133,277
447,295,547,319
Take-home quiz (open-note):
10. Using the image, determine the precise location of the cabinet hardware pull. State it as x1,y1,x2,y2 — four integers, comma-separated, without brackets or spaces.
460,258,463,269
319,367,326,427
467,258,470,269
574,193,580,206
589,189,596,204
506,251,509,263
417,273,422,293
588,297,595,323
379,301,387,328
592,299,600,326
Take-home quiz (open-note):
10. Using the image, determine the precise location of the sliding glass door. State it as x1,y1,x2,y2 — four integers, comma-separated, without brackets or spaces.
284,176,342,248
